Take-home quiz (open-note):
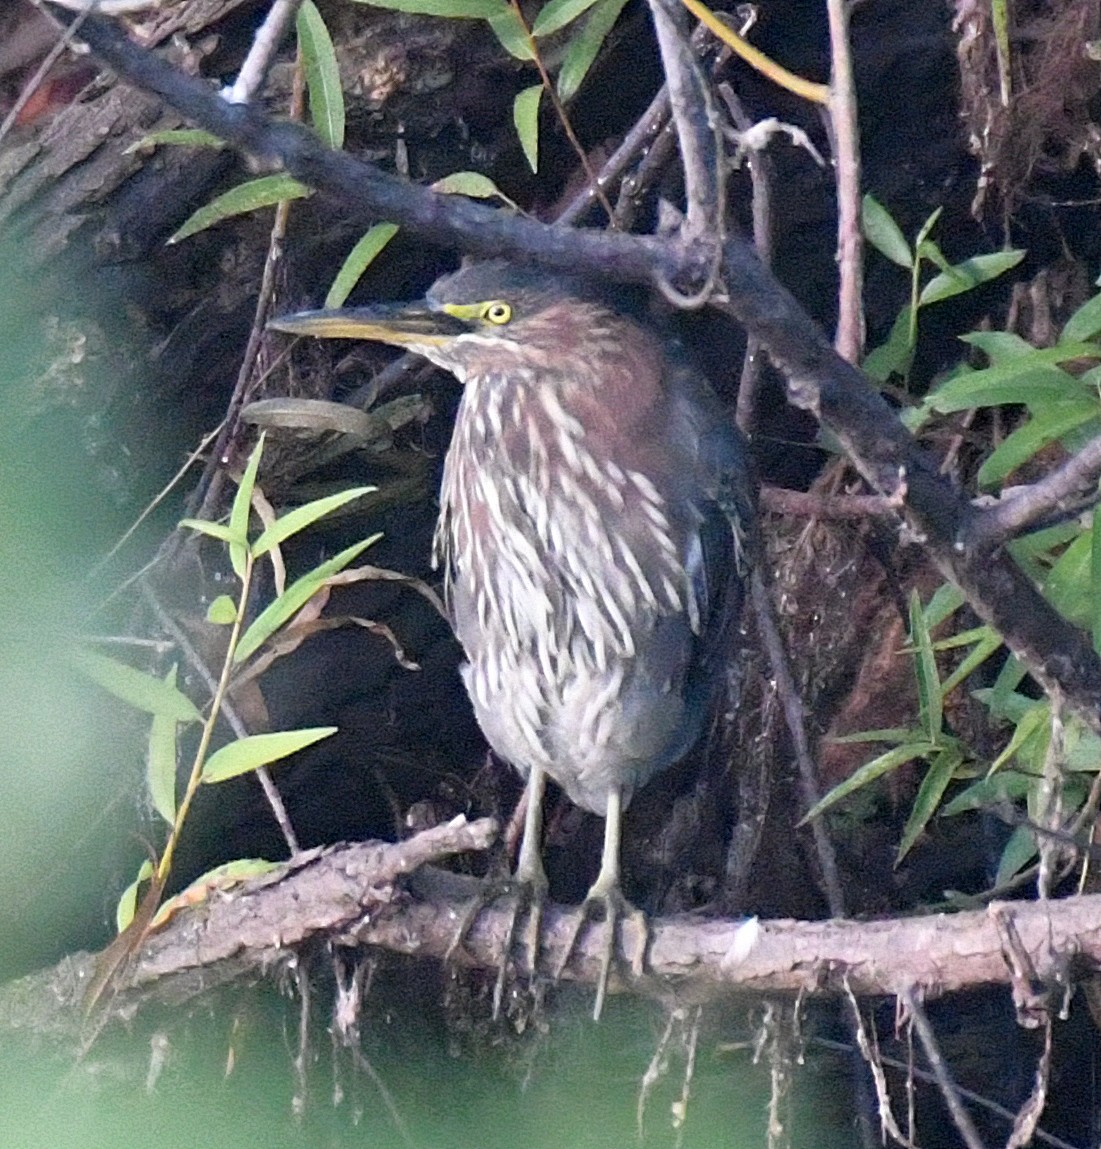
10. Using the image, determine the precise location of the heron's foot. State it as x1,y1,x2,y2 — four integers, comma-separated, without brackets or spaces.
446,871,548,1020
553,882,648,1021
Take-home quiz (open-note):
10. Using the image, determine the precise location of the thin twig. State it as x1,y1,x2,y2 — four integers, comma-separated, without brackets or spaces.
824,0,863,362
900,987,987,1149
225,0,303,105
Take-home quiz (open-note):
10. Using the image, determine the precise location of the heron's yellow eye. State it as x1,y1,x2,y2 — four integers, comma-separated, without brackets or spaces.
481,301,512,325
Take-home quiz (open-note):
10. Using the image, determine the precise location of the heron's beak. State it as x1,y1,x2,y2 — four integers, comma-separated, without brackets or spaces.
268,303,469,347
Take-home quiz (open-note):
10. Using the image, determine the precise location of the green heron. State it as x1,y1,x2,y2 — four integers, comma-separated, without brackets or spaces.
271,261,755,1017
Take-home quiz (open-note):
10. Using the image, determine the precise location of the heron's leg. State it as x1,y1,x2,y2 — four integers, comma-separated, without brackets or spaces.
447,763,549,1019
554,786,648,1020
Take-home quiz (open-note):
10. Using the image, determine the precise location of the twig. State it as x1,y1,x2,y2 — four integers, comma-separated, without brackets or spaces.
224,0,303,105
900,987,987,1149
970,434,1101,550
759,486,895,519
824,0,863,362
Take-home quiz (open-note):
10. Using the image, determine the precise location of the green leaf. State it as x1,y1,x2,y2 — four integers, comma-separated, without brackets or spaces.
941,771,1033,816
556,0,629,101
896,748,963,862
147,667,181,825
925,347,1097,413
913,206,943,252
829,727,923,745
995,823,1037,885
1091,514,1101,655
987,701,1050,774
206,594,239,625
1042,532,1092,628
235,534,381,662
168,175,311,244
801,742,939,823
909,591,942,741
513,85,542,173
937,629,1002,700
201,727,338,783
297,0,345,149
116,859,155,933
977,398,1100,488
124,128,226,154
918,249,1025,306
487,8,535,58
72,648,203,723
178,519,239,545
532,0,601,36
349,0,508,15
1061,291,1101,344
431,171,519,209
862,306,913,382
251,487,376,557
861,195,912,269
325,223,399,309
915,237,952,276
229,436,265,579
923,583,966,630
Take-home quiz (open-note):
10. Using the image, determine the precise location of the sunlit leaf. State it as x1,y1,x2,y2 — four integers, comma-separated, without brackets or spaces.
861,195,911,269
116,860,155,933
151,859,281,926
251,487,375,556
178,519,239,545
325,223,399,309
201,727,338,783
206,595,239,625
297,0,345,149
987,701,1049,774
513,84,542,173
124,128,226,154
431,171,519,209
168,175,311,244
918,249,1025,306
556,0,629,101
72,648,202,722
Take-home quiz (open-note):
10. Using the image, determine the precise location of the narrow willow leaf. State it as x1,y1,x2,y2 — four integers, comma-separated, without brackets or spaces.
913,206,943,253
532,0,601,36
1091,515,1101,655
1061,291,1101,344
897,748,963,862
800,742,938,823
201,727,338,783
151,859,281,926
324,223,399,309
124,128,226,154
168,175,311,244
918,249,1025,306
942,772,1032,816
206,595,239,625
1043,532,1092,629
178,519,239,545
235,535,381,662
937,630,1002,700
116,860,155,933
987,701,1049,774
861,194,912,269
926,354,1096,414
977,398,1100,488
513,85,542,173
909,590,942,741
297,0,345,149
348,0,508,15
147,668,181,825
922,582,965,630
995,823,1037,885
72,648,202,722
829,727,924,745
556,0,629,101
252,487,376,556
487,8,535,58
431,171,519,209
229,436,265,579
